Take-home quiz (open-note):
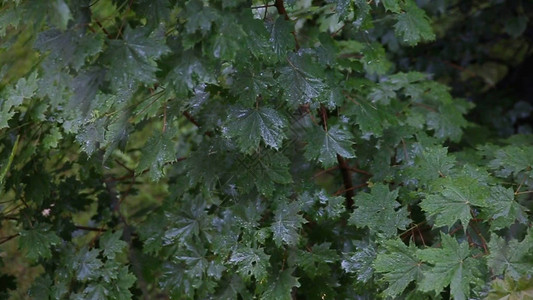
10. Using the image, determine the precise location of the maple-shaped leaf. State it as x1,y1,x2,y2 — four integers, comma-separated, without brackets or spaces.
351,99,395,138
104,26,170,91
271,201,307,247
485,186,528,230
361,43,392,75
229,246,270,281
405,145,456,186
231,69,275,105
487,232,533,280
35,29,104,71
270,16,295,58
134,0,171,28
417,234,483,299
487,275,533,300
293,243,338,279
279,52,326,105
159,262,193,296
394,0,435,46
166,51,213,97
374,239,426,297
382,0,401,13
349,183,410,238
421,176,490,230
253,152,293,196
138,211,166,254
107,266,136,300
174,242,209,280
488,145,533,178
304,125,355,167
100,230,128,260
260,268,300,300
325,0,351,16
211,16,246,60
163,197,208,245
71,248,104,281
316,190,345,220
368,82,396,105
18,224,61,261
1,72,38,129
183,0,219,34
225,107,287,153
82,284,108,300
426,102,470,142
135,130,177,181
341,241,376,283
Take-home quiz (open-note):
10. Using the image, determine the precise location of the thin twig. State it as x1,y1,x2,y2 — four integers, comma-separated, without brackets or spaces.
0,233,19,245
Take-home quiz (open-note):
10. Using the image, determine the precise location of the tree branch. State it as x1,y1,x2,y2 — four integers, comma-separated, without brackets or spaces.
337,154,354,210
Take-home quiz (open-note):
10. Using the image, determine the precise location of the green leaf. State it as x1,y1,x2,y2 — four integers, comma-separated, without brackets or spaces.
382,0,401,13
109,267,136,299
488,145,533,178
341,242,376,283
231,69,275,105
138,211,166,254
485,186,529,230
271,201,307,247
42,126,63,150
1,72,38,128
225,107,287,153
361,43,392,75
183,0,219,34
279,52,326,105
304,125,355,167
504,16,529,38
394,0,435,46
487,232,533,280
100,230,128,259
349,183,410,237
229,246,270,281
50,0,71,30
261,269,300,300
253,152,293,196
374,239,426,297
135,130,177,181
166,51,213,96
211,16,246,60
82,284,108,300
163,197,208,245
18,225,61,261
405,145,456,186
351,99,393,138
294,243,337,279
104,26,170,90
270,16,295,58
72,248,103,281
421,176,490,230
134,0,171,27
487,275,533,300
426,102,470,142
417,234,483,299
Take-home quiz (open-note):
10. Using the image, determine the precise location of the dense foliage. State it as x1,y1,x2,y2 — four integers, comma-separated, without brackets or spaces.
1,0,533,299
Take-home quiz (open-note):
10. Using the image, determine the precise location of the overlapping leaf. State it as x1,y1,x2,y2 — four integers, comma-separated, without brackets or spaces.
304,125,355,167
487,232,533,280
421,176,490,230
417,234,483,299
271,201,307,247
225,107,287,153
349,183,410,237
374,239,426,297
